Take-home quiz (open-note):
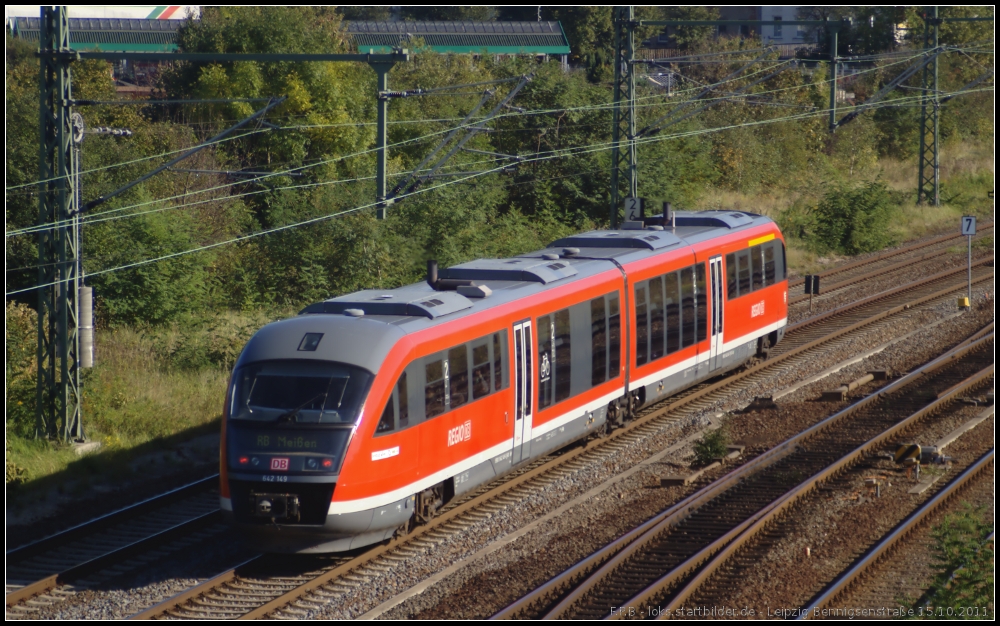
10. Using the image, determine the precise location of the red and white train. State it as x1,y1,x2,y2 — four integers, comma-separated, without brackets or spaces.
220,211,788,552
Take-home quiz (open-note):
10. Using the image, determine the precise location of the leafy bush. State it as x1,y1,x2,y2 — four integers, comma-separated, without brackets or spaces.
156,310,278,370
5,302,37,437
693,427,729,466
809,181,900,255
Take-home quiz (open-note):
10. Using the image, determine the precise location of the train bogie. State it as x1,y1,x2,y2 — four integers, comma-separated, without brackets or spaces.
220,211,788,552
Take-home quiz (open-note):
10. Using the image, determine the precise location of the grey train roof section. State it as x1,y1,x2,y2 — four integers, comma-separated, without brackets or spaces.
298,210,771,328
242,211,773,370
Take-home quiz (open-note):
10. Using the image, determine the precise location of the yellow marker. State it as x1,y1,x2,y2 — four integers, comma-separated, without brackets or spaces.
748,233,775,247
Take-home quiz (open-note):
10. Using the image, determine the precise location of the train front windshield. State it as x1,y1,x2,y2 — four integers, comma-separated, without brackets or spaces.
229,360,373,424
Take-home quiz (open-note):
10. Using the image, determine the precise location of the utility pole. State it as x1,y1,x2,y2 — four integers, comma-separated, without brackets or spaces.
36,6,83,440
33,5,409,441
610,6,637,229
611,14,840,227
917,6,940,205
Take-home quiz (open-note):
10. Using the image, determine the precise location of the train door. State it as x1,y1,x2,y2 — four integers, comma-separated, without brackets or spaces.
709,256,724,371
511,320,533,464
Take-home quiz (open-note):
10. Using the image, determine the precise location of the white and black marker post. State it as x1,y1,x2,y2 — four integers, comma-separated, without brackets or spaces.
961,215,976,309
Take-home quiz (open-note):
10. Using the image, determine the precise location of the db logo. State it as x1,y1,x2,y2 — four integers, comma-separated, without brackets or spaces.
270,457,290,471
448,421,472,447
751,301,766,318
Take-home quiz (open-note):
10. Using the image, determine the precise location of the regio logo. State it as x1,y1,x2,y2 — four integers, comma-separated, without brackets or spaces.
448,420,472,447
751,301,766,318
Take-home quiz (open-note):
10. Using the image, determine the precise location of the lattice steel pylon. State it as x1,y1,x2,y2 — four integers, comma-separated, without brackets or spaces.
610,6,637,228
917,7,941,205
36,6,84,441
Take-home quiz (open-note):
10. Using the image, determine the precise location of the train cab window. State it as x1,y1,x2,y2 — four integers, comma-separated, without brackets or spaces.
695,263,707,343
725,253,737,299
538,315,553,409
472,342,491,400
425,356,446,418
665,272,680,354
751,244,764,291
737,250,751,295
681,268,695,348
650,277,665,361
608,294,621,378
449,345,469,409
554,309,572,403
764,244,776,286
591,297,607,386
635,284,649,366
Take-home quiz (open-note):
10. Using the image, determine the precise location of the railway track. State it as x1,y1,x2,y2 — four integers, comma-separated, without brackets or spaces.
5,476,220,617
126,256,992,619
800,448,994,620
786,221,993,298
494,333,993,619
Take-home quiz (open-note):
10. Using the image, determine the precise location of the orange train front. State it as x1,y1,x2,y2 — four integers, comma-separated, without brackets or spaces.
219,211,788,553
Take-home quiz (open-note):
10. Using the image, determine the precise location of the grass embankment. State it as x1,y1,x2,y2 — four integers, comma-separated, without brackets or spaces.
5,142,995,498
6,309,286,498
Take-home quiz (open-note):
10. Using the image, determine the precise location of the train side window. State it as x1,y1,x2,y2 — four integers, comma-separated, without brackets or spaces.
764,244,776,286
449,345,469,409
425,355,447,418
377,371,409,435
776,241,786,281
591,297,607,386
635,283,648,366
538,315,553,410
737,250,751,295
397,372,408,428
751,244,764,291
608,294,621,378
472,341,491,400
695,263,707,343
681,268,695,348
726,253,737,299
377,396,395,434
554,309,572,403
650,276,665,361
493,331,508,391
665,272,680,354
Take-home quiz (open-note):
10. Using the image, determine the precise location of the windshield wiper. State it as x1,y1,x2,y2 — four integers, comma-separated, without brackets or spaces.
277,392,327,423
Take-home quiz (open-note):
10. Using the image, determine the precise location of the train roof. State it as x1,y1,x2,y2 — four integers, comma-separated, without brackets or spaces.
296,211,776,335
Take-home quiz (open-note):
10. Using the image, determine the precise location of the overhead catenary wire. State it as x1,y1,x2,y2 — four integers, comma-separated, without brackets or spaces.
3,45,946,197
12,86,994,297
8,44,987,239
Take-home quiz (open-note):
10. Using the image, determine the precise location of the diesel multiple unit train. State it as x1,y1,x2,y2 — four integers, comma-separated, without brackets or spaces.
220,211,788,552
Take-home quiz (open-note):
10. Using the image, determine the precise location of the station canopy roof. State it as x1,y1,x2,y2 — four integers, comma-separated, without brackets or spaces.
8,17,571,56
345,21,570,55
10,17,182,52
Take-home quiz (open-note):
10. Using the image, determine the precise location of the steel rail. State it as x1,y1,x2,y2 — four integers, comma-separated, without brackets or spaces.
658,357,994,618
798,449,994,620
6,474,218,561
493,330,994,620
135,260,993,620
5,511,222,607
787,222,993,290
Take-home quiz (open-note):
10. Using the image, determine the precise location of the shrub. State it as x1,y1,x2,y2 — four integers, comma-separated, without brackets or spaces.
693,427,729,466
809,181,900,255
5,302,37,437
